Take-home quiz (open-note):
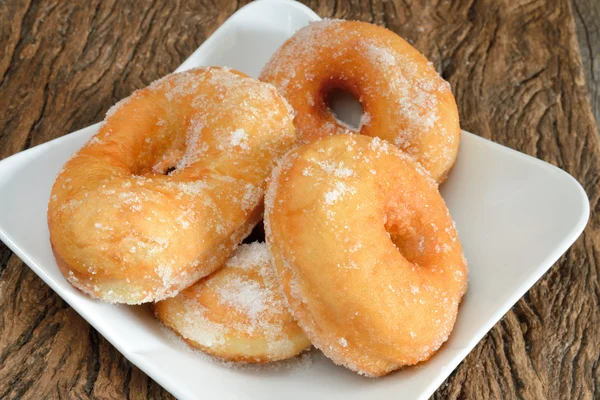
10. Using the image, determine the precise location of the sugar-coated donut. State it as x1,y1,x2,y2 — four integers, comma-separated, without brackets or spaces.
265,135,467,376
260,19,460,183
48,67,295,304
153,242,311,363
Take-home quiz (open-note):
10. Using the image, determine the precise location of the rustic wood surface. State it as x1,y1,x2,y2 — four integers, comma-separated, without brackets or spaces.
0,0,598,399
573,0,600,128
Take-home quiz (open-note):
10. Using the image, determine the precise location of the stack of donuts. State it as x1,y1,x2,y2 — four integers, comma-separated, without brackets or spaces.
48,19,467,377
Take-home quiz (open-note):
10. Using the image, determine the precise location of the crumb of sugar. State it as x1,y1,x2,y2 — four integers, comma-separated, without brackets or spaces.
226,242,270,270
359,112,371,128
366,44,397,67
302,166,314,176
215,275,271,322
333,166,354,178
241,183,261,212
228,128,249,150
324,181,356,205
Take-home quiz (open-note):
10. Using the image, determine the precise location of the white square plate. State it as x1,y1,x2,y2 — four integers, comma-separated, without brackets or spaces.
0,1,589,399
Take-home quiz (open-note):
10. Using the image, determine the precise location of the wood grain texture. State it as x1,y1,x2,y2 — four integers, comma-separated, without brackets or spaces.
0,0,598,399
572,0,600,129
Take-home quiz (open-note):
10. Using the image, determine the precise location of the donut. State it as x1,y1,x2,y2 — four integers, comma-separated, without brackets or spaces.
264,134,467,376
260,19,460,183
48,67,296,304
153,242,311,363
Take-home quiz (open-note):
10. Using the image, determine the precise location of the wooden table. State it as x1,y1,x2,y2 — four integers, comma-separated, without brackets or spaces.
1,1,598,398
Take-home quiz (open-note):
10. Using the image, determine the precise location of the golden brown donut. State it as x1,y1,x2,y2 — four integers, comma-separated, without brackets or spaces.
265,135,468,376
48,67,295,304
260,19,460,183
154,242,311,363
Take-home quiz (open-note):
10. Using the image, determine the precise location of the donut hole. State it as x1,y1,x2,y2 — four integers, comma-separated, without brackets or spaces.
385,215,428,266
164,166,177,175
325,88,363,130
387,230,425,266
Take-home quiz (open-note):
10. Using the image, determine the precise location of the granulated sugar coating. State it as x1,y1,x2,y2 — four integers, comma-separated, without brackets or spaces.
158,321,315,374
48,67,296,304
260,19,461,183
265,135,467,377
154,243,311,363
